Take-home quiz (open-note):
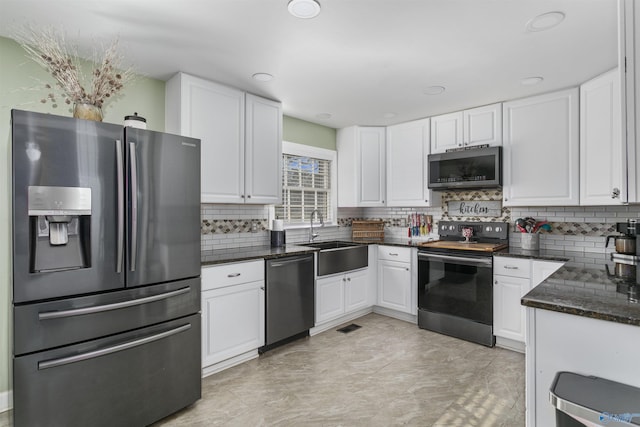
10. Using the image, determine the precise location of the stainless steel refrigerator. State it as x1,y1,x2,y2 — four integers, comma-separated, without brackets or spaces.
11,109,202,427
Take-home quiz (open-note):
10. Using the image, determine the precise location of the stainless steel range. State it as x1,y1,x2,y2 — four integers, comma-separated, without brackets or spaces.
417,221,508,347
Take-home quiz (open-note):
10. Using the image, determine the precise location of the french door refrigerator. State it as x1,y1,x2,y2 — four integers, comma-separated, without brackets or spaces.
11,109,202,427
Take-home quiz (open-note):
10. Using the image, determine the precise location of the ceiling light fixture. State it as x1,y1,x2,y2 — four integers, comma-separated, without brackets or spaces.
288,0,321,19
525,11,565,32
252,73,273,82
423,86,446,95
521,76,544,86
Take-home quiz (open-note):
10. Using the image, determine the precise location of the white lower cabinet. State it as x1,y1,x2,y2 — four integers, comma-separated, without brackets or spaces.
493,275,530,343
344,269,370,313
377,246,414,315
201,261,265,370
493,257,565,352
316,275,345,324
316,268,369,324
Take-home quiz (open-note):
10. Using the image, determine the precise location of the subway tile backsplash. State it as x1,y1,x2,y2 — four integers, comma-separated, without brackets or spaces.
201,191,640,254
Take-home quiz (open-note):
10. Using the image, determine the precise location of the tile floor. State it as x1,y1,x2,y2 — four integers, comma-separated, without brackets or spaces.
154,313,525,427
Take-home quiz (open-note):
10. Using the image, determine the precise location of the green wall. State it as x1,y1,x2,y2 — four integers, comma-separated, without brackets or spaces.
0,35,166,401
284,116,336,150
0,34,336,404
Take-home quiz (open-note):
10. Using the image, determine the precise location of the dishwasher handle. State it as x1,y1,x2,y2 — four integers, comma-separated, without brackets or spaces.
268,255,313,268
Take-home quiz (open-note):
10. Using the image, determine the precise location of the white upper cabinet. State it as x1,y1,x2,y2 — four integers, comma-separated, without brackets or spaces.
245,94,283,204
580,68,625,205
621,0,640,204
464,103,503,147
430,103,502,153
502,88,580,206
386,118,439,207
430,111,463,153
337,126,386,207
165,72,282,204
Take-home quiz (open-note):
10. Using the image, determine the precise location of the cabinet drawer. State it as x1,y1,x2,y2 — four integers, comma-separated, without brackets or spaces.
202,260,264,291
493,257,531,278
378,246,412,263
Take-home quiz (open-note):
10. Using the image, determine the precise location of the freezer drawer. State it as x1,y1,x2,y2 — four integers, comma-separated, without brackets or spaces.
13,314,201,427
14,277,200,355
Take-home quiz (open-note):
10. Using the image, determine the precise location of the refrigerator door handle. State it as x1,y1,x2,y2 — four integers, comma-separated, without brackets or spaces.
38,324,191,370
116,139,124,273
37,287,191,320
129,142,138,272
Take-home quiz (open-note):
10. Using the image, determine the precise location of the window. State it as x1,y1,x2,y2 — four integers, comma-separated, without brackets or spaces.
274,142,337,226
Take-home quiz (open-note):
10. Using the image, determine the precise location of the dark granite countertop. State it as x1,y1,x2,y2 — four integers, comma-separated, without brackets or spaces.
201,245,319,266
200,238,432,266
518,250,640,327
494,247,573,262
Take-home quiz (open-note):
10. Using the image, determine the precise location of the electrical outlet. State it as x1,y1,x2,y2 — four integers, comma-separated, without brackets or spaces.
251,222,258,233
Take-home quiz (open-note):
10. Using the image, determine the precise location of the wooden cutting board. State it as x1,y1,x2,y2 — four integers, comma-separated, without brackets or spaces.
419,241,508,252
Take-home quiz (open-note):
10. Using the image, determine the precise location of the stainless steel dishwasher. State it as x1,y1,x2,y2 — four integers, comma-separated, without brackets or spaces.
264,254,315,349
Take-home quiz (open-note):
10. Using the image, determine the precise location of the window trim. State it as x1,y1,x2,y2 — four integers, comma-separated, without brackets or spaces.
271,141,337,229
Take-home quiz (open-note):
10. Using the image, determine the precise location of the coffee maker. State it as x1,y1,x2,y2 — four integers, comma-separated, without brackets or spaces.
606,220,638,255
607,220,640,292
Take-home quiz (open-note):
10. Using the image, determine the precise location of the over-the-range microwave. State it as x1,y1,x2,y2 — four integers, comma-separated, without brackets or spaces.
427,146,502,190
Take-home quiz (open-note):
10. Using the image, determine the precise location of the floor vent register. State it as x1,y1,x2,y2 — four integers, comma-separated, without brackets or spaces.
337,324,361,334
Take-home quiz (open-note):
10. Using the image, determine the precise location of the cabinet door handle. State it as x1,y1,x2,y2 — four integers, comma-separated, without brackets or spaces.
611,187,620,199
389,253,398,256
405,268,409,271
260,287,264,291
247,195,252,198
504,266,519,270
347,277,351,281
227,273,241,278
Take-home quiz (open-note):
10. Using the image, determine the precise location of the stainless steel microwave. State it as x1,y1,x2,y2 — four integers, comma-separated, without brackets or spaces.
427,146,502,190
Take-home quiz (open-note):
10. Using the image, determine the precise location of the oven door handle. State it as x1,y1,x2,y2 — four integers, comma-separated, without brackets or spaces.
418,252,493,267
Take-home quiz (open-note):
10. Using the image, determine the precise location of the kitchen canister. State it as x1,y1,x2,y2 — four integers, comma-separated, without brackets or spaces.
521,233,539,250
124,112,147,129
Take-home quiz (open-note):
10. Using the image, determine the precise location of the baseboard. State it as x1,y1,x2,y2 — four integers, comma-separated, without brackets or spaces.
372,306,417,324
201,349,259,378
495,336,525,353
0,390,12,413
310,307,374,336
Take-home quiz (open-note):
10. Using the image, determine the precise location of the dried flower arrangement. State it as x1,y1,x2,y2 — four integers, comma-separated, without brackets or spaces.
16,26,135,120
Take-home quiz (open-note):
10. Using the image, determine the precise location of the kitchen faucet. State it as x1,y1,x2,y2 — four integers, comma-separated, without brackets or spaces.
309,209,324,242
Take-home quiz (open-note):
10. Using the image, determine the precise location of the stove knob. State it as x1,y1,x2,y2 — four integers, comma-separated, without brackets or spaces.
485,226,493,232
449,225,455,231
495,226,503,233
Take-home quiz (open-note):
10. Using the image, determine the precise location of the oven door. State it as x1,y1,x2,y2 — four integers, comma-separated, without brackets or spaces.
417,251,493,325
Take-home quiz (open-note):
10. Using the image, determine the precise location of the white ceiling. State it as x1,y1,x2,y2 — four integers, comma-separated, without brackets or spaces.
0,0,618,128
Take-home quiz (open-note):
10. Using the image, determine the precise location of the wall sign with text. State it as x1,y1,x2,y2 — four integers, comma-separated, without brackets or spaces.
448,200,502,217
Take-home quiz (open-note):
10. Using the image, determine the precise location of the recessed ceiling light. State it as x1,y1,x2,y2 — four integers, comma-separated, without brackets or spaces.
288,0,321,19
316,113,332,119
521,76,544,86
423,86,446,95
526,11,565,32
383,112,397,119
252,73,273,82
